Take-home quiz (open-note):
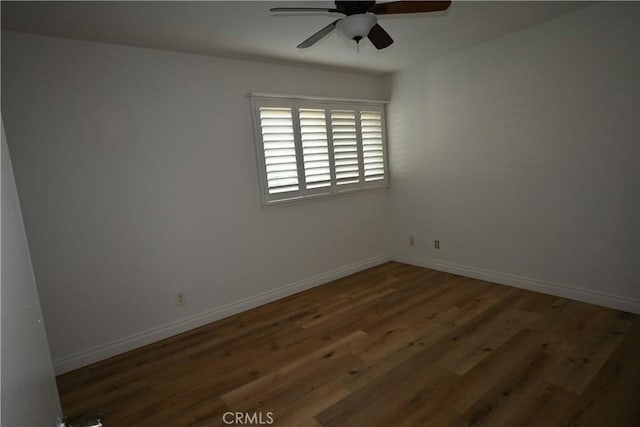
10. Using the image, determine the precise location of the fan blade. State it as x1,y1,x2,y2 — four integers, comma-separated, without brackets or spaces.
368,23,394,49
373,1,451,15
297,20,340,48
270,7,339,13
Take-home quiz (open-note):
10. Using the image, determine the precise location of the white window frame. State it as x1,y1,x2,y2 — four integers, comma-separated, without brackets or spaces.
250,93,389,206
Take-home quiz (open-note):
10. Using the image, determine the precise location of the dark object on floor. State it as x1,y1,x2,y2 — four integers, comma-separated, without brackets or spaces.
68,413,104,427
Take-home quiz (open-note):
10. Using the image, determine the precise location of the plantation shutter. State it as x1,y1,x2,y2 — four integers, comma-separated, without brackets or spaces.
299,109,331,190
360,111,385,182
258,107,299,194
252,95,388,206
331,110,361,185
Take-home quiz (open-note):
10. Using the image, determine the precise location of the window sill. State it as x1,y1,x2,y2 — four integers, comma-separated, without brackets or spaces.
260,183,388,209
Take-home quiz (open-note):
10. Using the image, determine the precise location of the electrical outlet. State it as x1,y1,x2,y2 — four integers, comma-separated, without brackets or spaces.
434,240,440,250
409,236,415,246
175,292,186,307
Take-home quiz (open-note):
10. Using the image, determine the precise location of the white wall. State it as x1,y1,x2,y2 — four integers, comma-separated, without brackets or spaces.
1,118,62,425
1,32,390,373
388,2,640,313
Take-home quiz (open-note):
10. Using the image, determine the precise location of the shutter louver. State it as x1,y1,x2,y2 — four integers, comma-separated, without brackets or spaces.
259,107,300,194
361,111,385,182
331,110,361,185
300,109,331,190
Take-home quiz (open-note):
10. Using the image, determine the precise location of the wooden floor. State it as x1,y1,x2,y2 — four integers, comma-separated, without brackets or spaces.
57,262,640,426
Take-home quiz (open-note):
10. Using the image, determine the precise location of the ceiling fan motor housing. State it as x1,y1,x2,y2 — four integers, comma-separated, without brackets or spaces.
335,1,376,15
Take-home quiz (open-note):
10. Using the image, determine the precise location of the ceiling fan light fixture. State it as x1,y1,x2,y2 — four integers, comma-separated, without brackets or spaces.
336,13,377,42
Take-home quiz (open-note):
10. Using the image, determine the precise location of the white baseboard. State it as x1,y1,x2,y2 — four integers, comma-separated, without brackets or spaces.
53,255,390,375
393,255,640,315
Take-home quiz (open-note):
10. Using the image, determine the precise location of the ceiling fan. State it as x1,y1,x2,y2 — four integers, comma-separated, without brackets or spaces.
270,1,451,50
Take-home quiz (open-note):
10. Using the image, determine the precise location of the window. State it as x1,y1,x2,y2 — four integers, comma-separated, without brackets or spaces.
251,94,388,205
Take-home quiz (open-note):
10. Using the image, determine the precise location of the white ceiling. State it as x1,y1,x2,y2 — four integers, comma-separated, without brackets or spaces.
2,1,593,74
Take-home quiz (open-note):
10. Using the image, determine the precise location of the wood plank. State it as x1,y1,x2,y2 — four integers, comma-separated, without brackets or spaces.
459,348,556,426
441,327,549,412
316,362,458,426
267,383,350,426
438,307,535,375
397,398,461,427
563,321,640,426
504,382,577,427
229,353,362,414
546,311,632,393
221,331,369,407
